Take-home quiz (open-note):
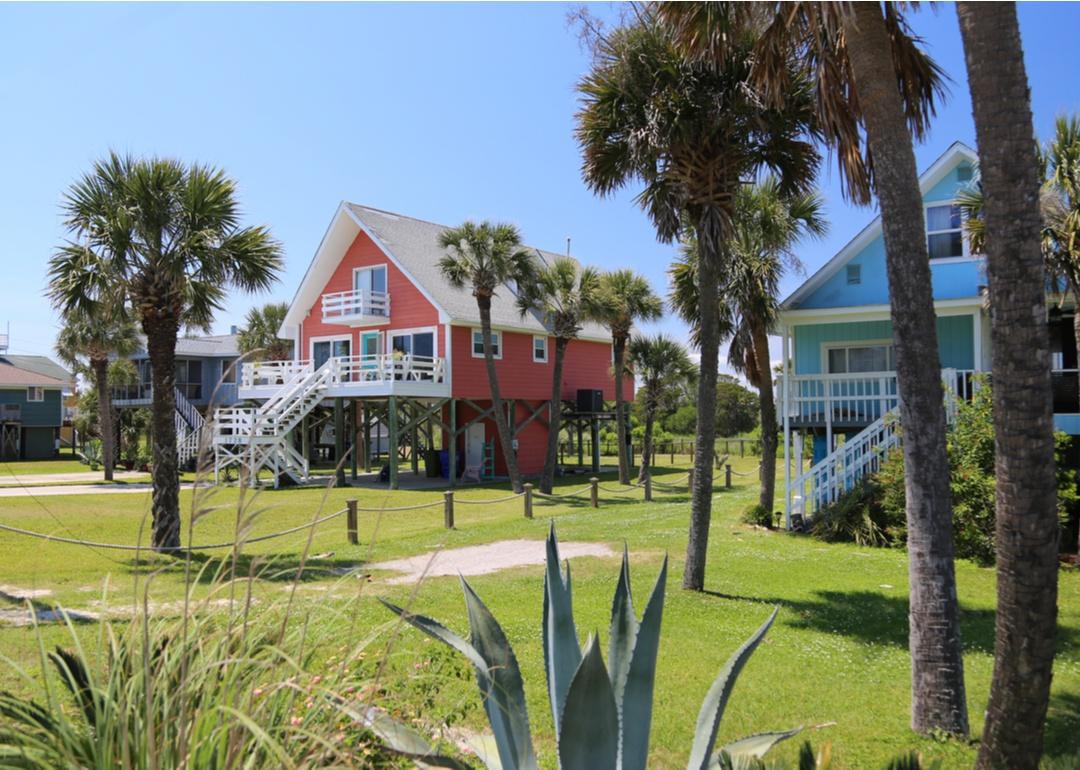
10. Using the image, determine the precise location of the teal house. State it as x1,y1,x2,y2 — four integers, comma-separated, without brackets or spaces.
777,142,1077,522
0,351,73,460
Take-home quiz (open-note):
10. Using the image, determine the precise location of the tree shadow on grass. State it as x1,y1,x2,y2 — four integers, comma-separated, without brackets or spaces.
702,588,1080,657
1045,688,1080,762
121,551,368,585
0,589,97,625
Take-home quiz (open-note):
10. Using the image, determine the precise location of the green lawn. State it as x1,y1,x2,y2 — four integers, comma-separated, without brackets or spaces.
0,457,1076,768
0,455,92,477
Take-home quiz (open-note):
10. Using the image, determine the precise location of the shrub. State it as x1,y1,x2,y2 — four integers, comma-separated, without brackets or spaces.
78,439,103,471
811,476,903,548
742,503,774,528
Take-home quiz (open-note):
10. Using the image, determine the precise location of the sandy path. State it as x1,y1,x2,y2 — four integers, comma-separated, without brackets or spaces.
0,470,149,486
0,482,195,498
368,539,616,584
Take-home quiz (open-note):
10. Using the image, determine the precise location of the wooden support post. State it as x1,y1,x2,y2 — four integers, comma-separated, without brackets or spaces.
644,473,652,501
443,490,454,529
334,398,346,487
448,399,457,488
410,403,420,475
726,463,732,489
388,396,399,490
351,400,359,480
362,404,371,472
346,499,358,545
670,443,675,465
302,413,311,467
590,477,599,508
590,418,600,473
577,421,584,467
523,483,533,519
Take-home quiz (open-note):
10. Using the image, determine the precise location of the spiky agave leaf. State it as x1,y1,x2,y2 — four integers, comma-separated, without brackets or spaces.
543,523,582,732
712,728,805,767
558,635,619,770
347,704,474,769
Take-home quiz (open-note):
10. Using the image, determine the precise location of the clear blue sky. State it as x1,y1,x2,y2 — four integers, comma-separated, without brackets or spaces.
1,2,1078,370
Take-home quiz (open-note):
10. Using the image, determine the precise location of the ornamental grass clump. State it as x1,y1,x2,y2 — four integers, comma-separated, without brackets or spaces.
378,524,808,770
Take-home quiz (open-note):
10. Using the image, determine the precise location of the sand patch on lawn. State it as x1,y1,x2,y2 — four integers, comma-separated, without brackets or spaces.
368,539,616,584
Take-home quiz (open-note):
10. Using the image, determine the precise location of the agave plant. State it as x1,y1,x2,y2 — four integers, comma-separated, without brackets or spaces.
378,525,805,769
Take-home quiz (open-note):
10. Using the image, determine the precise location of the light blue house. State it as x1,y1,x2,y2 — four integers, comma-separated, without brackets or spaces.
777,142,1077,522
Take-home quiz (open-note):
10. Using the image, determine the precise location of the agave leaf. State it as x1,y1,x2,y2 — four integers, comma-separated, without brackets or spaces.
462,733,505,770
543,523,582,732
711,727,804,766
460,577,539,770
350,704,474,769
686,608,779,770
607,544,637,706
619,555,668,770
558,635,619,770
379,598,491,675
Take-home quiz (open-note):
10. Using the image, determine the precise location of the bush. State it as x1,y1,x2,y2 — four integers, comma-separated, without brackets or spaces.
742,503,774,528
664,403,698,435
812,476,903,548
79,439,103,471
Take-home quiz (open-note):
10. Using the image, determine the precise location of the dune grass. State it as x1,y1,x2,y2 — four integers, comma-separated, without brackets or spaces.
0,455,1076,768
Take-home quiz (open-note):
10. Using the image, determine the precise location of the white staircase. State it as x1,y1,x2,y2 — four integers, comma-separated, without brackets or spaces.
212,359,331,486
174,387,206,467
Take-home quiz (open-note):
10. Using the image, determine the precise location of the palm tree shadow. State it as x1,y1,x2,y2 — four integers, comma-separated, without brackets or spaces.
0,589,97,625
701,588,1079,656
121,551,368,585
1045,688,1080,762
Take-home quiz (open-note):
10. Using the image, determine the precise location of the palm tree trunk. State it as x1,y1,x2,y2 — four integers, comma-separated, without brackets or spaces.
541,337,569,494
958,6,1059,767
683,231,719,592
752,323,777,513
91,357,115,482
638,406,655,485
843,2,969,736
144,314,181,552
1072,294,1080,406
614,332,630,484
477,296,522,492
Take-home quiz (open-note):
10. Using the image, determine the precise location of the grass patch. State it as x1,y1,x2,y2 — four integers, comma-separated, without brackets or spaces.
0,455,1076,768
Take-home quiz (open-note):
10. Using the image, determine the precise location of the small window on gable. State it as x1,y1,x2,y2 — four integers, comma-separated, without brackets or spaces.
533,335,548,363
846,264,861,285
926,203,964,260
472,329,502,359
26,387,44,402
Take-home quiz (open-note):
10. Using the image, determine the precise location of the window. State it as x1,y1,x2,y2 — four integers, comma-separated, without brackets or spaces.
533,335,548,363
926,203,964,260
26,387,43,402
391,331,435,358
472,329,502,359
354,265,389,315
176,360,203,400
846,264,861,285
827,344,893,374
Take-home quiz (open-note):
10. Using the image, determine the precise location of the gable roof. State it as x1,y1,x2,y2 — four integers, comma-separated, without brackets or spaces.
781,141,979,310
129,333,241,359
0,355,71,389
281,203,610,343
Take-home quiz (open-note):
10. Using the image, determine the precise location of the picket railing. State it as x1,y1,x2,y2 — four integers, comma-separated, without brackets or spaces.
321,288,390,323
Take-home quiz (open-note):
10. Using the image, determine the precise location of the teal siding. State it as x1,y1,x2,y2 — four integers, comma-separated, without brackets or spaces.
23,427,56,459
0,387,62,427
793,315,975,374
924,161,975,202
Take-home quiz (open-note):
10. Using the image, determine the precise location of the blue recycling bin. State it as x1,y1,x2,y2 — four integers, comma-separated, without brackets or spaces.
438,450,450,479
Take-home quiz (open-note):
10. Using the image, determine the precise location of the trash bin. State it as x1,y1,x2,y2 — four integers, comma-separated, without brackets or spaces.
438,450,450,479
425,449,440,478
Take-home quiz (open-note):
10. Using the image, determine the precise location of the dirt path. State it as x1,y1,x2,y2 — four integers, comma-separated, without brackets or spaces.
0,482,195,498
0,470,149,486
367,539,616,584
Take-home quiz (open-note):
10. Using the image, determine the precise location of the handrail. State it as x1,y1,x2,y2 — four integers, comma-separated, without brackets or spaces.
321,288,390,320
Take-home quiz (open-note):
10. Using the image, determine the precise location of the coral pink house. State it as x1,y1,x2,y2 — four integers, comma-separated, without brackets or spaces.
222,203,626,487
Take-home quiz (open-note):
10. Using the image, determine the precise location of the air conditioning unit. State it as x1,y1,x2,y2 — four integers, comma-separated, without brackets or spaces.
576,389,604,413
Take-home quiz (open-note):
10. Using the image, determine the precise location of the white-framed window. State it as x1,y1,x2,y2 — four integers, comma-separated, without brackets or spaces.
26,387,44,402
926,202,965,260
533,335,548,363
826,343,894,374
472,329,502,359
353,265,389,316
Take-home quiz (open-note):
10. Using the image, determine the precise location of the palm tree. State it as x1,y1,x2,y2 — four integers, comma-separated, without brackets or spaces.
957,5,1059,768
518,258,604,494
629,334,696,484
575,13,819,592
238,301,292,361
438,221,537,493
670,180,826,514
54,311,139,481
657,2,969,737
48,154,282,551
597,270,662,485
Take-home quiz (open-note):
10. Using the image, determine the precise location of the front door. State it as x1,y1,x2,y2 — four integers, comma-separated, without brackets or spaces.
466,423,485,468
360,332,381,378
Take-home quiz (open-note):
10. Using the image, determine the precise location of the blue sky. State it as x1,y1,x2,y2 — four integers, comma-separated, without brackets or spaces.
1,2,1078,370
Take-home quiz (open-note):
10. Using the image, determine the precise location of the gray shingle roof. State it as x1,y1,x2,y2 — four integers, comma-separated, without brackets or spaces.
0,355,72,386
131,334,241,359
347,204,611,343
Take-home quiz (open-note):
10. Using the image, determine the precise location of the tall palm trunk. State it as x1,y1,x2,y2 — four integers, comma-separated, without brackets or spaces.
1073,295,1080,406
541,337,569,494
90,356,115,482
613,331,631,484
843,3,969,736
637,404,656,485
144,315,181,552
683,234,719,592
477,295,522,492
958,6,1059,767
752,324,777,513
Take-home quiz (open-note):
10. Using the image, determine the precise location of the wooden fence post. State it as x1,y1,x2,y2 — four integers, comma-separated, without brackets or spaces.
725,464,732,489
670,444,675,465
346,499,358,545
523,483,534,519
443,490,455,529
644,473,652,501
590,477,599,508
688,467,695,489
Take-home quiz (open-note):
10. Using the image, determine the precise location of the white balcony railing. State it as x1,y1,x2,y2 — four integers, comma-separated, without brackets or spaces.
240,354,446,393
240,360,313,390
321,289,390,323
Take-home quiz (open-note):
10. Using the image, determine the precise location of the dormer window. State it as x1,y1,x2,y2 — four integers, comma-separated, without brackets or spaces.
926,203,964,260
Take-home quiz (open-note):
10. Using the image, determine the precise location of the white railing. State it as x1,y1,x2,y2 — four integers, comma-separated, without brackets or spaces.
331,354,445,384
790,410,901,521
241,359,313,390
321,289,390,322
